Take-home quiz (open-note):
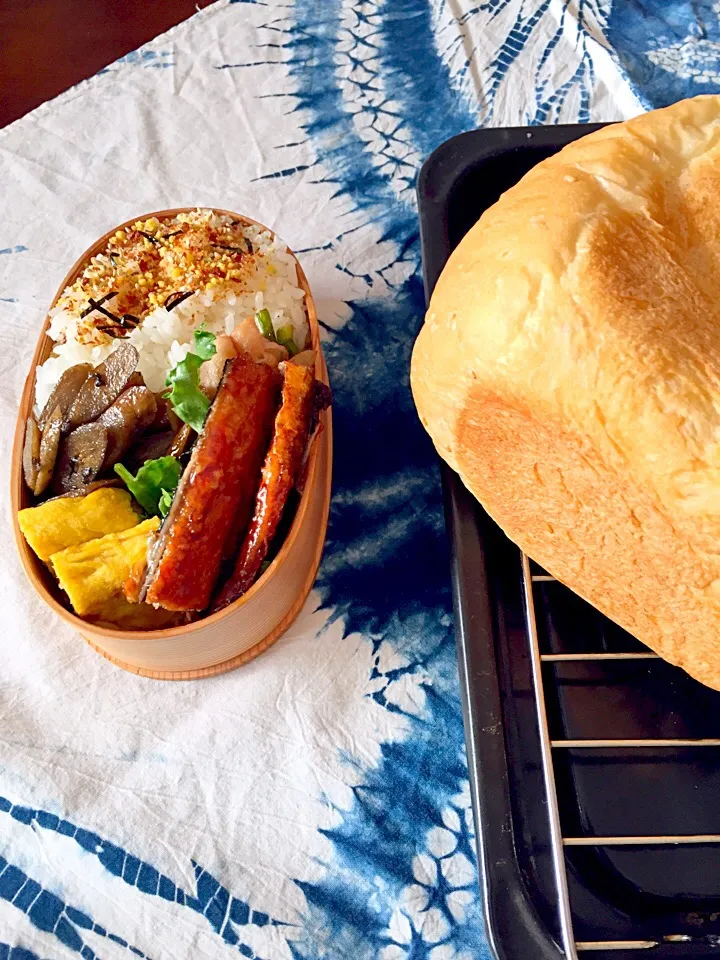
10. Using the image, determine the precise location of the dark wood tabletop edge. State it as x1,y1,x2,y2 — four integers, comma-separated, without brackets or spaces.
0,0,216,130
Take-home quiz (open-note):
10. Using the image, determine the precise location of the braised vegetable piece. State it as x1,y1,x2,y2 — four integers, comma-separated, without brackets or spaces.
17,487,140,562
98,385,158,469
22,416,41,493
168,423,193,459
51,517,159,617
142,354,280,611
33,405,64,496
50,479,124,500
126,430,174,469
65,342,139,431
149,396,181,434
53,422,108,494
37,362,92,431
212,362,315,612
114,456,182,518
124,371,146,390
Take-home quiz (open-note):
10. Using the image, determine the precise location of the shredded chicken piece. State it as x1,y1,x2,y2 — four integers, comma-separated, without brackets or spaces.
199,335,239,397
230,317,289,367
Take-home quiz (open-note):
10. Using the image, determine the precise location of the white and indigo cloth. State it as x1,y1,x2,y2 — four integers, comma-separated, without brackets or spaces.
0,1,713,957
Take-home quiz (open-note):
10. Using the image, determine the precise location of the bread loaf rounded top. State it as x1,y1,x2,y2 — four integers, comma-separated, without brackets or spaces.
411,95,720,689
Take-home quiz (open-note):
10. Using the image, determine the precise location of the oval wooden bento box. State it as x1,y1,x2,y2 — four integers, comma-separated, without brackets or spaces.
10,208,332,680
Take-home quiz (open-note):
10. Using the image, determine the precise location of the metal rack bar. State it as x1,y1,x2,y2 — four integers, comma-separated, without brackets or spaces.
542,652,658,661
576,942,656,952
553,739,720,748
575,940,660,951
565,835,720,846
522,553,580,960
578,936,716,951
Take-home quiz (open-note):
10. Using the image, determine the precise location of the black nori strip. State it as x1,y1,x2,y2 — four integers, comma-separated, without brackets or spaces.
85,297,139,338
164,290,193,311
91,302,118,323
80,291,118,318
138,231,160,246
89,301,138,326
95,323,128,339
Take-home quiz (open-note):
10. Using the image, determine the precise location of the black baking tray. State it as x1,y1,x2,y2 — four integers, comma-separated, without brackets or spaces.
418,125,720,959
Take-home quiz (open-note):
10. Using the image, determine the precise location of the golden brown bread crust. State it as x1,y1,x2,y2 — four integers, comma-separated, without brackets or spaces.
411,95,720,690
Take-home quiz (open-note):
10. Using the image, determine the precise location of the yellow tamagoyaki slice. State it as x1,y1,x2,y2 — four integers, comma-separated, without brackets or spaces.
18,487,140,562
50,517,159,617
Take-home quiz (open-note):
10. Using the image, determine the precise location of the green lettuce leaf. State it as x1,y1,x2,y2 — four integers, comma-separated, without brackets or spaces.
158,487,175,518
193,327,217,361
164,327,217,433
114,456,182,517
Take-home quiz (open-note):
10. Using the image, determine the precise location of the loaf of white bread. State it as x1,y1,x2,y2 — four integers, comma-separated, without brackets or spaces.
411,95,720,690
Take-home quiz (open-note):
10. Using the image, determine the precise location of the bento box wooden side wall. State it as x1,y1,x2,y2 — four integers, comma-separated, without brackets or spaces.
10,208,332,679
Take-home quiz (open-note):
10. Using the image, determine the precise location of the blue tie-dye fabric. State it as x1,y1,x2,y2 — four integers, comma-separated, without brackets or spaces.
0,1,714,958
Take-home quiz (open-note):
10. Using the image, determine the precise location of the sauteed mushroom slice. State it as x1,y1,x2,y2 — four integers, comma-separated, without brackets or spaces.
168,422,193,459
124,372,145,390
46,478,124,502
65,343,139,430
126,430,175,470
37,363,93,431
53,422,108,494
33,405,64,496
22,416,41,493
149,396,181,434
98,385,158,469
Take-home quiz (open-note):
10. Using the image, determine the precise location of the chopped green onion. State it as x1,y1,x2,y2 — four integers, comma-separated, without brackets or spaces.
275,323,299,356
255,308,275,340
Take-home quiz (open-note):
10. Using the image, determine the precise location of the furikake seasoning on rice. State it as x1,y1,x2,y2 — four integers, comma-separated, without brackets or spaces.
36,209,309,409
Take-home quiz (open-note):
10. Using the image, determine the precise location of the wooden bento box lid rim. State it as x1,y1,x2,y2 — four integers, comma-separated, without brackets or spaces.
10,206,329,642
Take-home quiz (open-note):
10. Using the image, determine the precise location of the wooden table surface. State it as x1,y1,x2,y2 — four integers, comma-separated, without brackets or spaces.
0,0,215,128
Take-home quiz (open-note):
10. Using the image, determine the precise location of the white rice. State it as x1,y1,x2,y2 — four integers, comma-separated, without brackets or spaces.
34,220,309,413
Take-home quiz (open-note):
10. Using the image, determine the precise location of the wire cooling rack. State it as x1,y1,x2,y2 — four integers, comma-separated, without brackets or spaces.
420,123,720,960
525,555,720,956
